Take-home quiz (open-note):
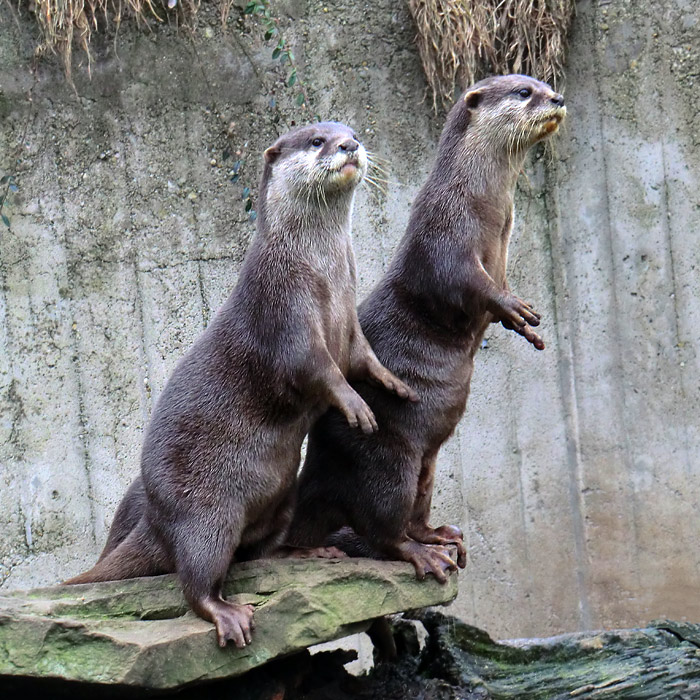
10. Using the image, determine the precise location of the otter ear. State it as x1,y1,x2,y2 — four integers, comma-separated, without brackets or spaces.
264,146,281,164
464,88,484,109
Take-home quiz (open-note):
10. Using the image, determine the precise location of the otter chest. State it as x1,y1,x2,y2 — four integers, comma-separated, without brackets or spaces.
311,250,356,373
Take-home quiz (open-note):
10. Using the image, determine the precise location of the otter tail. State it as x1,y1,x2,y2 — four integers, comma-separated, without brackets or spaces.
63,517,168,585
97,477,148,563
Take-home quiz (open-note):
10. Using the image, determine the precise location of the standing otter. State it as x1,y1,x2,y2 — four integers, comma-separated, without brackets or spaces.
287,75,566,581
64,122,417,648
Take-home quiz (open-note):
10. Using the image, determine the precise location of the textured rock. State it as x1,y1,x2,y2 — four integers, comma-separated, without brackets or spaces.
416,612,700,699
0,558,457,690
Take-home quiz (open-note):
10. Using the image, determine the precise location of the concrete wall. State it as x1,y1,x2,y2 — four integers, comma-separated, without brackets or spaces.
0,0,698,639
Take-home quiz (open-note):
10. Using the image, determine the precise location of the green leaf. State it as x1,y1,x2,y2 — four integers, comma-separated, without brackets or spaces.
244,1,257,14
272,47,281,59
1,214,9,228
264,28,276,40
280,52,289,64
249,210,257,222
0,175,9,185
242,187,250,199
287,70,297,87
245,199,252,212
233,160,242,173
230,174,240,183
295,92,305,106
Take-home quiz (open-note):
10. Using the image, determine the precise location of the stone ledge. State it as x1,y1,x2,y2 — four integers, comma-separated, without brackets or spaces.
0,558,457,691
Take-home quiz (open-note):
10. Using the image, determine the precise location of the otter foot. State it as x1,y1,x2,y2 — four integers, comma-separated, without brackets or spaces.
202,599,255,649
398,540,458,584
277,545,348,559
407,523,467,569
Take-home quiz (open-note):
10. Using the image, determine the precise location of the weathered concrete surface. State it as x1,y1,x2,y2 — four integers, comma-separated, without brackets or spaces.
0,0,699,641
0,558,457,689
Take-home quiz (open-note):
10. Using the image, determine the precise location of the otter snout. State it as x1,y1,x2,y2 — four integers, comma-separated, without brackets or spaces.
328,138,367,187
338,138,359,153
550,93,565,107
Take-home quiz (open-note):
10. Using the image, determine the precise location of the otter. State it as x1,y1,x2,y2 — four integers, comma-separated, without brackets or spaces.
64,122,417,649
286,75,566,582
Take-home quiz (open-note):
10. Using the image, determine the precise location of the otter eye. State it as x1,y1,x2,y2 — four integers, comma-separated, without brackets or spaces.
311,137,325,147
516,88,532,99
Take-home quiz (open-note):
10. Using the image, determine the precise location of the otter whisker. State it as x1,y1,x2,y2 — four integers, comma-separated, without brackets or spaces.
364,175,387,190
363,176,388,198
366,153,391,167
366,158,391,177
365,150,392,166
318,181,328,210
364,173,396,186
367,167,391,183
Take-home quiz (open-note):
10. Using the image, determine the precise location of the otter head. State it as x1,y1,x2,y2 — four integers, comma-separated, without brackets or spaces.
449,74,566,157
261,122,368,209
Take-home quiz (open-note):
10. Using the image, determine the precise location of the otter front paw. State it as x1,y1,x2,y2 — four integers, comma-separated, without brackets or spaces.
502,318,545,350
496,294,541,328
368,364,419,402
338,389,378,434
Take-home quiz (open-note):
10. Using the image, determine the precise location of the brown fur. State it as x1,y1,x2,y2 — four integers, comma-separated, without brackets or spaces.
286,75,566,581
63,122,417,648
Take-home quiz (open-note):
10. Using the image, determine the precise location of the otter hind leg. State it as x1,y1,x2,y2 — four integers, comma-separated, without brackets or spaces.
406,452,467,568
173,513,254,649
63,517,168,584
338,455,459,584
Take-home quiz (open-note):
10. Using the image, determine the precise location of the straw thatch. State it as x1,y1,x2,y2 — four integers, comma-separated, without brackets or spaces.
407,0,576,110
21,0,203,79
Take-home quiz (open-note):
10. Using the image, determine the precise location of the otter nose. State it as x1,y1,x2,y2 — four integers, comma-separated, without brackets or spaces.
551,93,565,106
338,139,359,153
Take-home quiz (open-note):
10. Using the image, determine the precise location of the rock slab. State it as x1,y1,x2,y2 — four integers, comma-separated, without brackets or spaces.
0,558,456,690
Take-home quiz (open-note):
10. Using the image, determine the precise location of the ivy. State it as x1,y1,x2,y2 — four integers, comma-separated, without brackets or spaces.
222,1,315,223
0,175,18,230
242,0,310,112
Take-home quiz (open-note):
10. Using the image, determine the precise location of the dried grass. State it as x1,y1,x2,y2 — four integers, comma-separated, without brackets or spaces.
407,0,576,111
20,0,203,80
